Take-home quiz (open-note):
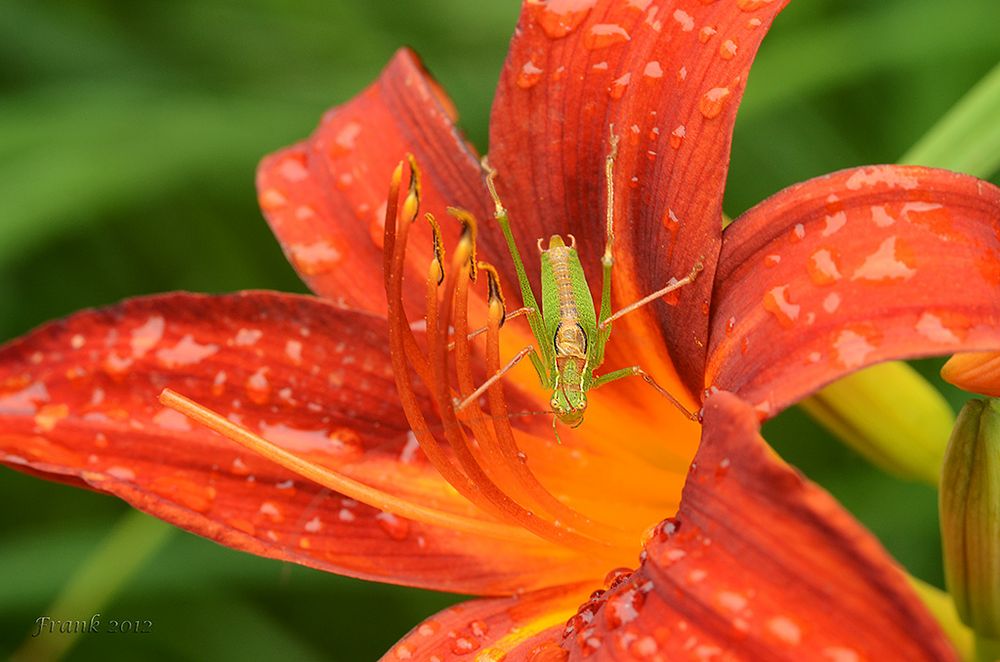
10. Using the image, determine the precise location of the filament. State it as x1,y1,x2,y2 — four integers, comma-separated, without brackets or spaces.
158,389,535,543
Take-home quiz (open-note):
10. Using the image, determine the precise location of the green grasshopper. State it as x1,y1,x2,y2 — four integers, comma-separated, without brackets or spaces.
457,130,703,430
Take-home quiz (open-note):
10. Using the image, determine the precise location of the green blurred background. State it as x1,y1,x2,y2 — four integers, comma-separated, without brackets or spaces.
1,0,998,659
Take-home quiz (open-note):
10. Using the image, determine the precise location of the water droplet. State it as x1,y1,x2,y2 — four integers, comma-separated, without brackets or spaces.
629,635,659,658
823,210,847,236
719,38,738,59
530,0,598,39
851,237,916,282
737,0,775,11
34,403,69,432
106,465,136,481
915,312,960,344
245,368,271,405
767,616,802,645
604,588,644,629
331,122,361,157
698,87,730,119
584,23,630,49
823,647,861,662
528,642,569,662
375,511,410,540
642,60,663,78
807,248,843,285
604,567,633,588
289,240,342,275
278,154,309,182
833,328,879,369
654,517,681,541
725,317,736,335
284,339,303,365
469,619,489,637
579,633,603,656
258,500,284,522
233,327,263,347
151,475,216,513
155,334,219,368
153,407,192,432
451,635,479,655
336,172,354,190
608,72,631,99
762,285,800,328
210,371,227,397
418,620,440,637
677,66,687,82
672,8,694,31
822,292,841,313
328,427,364,459
790,222,806,242
669,124,686,149
698,25,717,43
393,643,415,660
517,60,544,89
258,188,287,211
747,17,763,29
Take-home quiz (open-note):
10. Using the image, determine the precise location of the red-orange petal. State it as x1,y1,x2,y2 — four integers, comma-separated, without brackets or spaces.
0,292,595,594
707,166,1000,416
257,48,499,316
382,584,590,662
533,393,956,660
489,0,789,394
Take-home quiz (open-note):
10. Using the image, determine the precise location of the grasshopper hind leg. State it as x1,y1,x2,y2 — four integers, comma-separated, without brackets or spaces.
592,366,700,422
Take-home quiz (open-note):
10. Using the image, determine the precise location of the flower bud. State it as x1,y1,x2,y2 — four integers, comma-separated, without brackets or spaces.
942,351,1000,397
801,361,954,485
940,398,1000,637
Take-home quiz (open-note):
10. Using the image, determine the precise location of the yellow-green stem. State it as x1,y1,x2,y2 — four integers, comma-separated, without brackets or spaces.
11,508,173,662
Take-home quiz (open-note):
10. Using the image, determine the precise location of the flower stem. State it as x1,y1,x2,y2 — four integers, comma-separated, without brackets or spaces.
899,61,1000,179
11,508,173,662
975,634,1000,662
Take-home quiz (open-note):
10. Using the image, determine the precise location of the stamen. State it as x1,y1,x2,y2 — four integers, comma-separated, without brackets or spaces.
384,156,431,385
381,160,403,277
158,389,535,543
432,230,610,551
384,155,636,560
478,280,638,548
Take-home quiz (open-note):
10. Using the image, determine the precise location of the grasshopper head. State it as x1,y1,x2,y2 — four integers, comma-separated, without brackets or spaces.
551,387,586,428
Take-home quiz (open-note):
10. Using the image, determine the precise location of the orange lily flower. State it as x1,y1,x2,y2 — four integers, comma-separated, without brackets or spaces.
3,0,1000,659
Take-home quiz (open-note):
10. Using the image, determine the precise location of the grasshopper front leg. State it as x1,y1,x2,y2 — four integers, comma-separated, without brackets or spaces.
593,127,620,368
482,157,553,387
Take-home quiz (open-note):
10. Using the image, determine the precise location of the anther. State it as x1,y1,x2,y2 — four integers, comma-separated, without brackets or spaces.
425,212,446,285
447,207,479,282
401,153,422,223
478,261,507,327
